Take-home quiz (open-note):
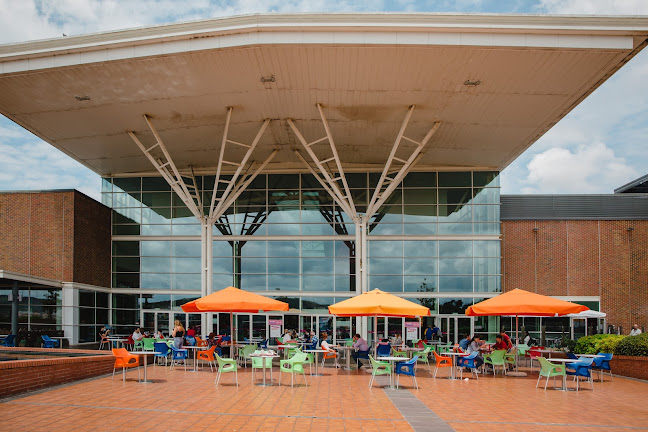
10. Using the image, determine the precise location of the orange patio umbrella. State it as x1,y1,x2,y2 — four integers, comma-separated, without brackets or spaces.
181,286,289,341
465,289,588,370
329,289,430,354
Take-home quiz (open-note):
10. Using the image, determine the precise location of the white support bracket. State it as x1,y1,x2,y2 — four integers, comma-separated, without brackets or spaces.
364,106,441,223
128,115,203,220
208,107,271,224
287,104,359,222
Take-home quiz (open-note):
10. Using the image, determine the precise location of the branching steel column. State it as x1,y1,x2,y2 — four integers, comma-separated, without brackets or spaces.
364,106,441,223
128,115,203,220
287,106,359,222
208,108,271,224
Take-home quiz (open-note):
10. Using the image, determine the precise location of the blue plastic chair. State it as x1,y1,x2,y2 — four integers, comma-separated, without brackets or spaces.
154,342,170,366
566,357,595,391
456,351,480,380
376,343,391,357
566,352,579,360
170,346,189,371
41,335,60,348
259,339,268,349
308,337,319,351
592,352,613,382
395,356,419,389
221,336,231,343
0,334,16,347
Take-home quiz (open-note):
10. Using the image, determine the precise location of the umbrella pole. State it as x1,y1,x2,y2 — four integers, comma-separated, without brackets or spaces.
515,315,519,372
230,311,234,359
374,315,378,357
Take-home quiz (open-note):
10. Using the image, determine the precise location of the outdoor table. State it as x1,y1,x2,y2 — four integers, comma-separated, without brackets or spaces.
337,346,355,370
249,353,280,386
108,338,129,348
129,351,160,383
443,352,468,379
51,336,65,348
377,356,409,389
182,346,203,372
304,349,328,376
547,358,580,391
576,354,604,358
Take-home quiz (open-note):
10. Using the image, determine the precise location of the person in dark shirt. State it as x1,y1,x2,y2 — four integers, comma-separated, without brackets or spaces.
500,331,513,351
425,326,433,341
493,334,508,350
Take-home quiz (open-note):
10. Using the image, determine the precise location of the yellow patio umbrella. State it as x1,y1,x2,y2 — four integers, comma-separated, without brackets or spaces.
329,289,430,353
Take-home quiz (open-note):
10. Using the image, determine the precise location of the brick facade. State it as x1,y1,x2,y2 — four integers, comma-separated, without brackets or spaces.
502,220,648,334
0,190,111,287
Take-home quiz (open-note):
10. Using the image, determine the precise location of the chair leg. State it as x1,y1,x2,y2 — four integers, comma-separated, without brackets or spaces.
413,374,418,390
112,366,116,380
544,374,549,390
433,366,438,379
536,374,541,388
123,367,126,382
215,371,221,386
302,369,308,387
235,369,238,386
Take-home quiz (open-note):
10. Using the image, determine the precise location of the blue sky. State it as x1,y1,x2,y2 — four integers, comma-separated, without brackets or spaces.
0,0,647,199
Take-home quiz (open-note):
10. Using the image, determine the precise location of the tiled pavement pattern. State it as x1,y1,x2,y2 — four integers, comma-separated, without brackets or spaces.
385,389,454,432
1,361,648,431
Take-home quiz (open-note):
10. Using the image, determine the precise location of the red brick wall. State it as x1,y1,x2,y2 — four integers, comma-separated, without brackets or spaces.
73,192,111,288
502,220,648,333
609,355,648,381
0,191,110,287
0,347,115,398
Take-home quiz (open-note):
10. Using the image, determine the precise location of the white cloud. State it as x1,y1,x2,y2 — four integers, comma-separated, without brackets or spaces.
537,0,648,15
518,142,637,194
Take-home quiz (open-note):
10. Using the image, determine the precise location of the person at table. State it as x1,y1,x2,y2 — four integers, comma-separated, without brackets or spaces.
394,333,403,346
466,335,485,370
523,330,531,345
155,331,165,340
424,325,433,341
432,324,440,340
630,324,642,336
351,333,369,368
320,332,340,368
132,328,144,343
187,326,196,337
99,326,110,338
171,320,185,349
282,330,293,343
493,334,508,351
499,330,513,351
458,334,471,352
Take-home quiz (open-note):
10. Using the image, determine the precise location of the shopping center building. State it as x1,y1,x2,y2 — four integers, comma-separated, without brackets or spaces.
1,13,647,347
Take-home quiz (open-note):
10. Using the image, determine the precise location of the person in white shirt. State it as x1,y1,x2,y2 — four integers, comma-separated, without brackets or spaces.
320,332,340,368
630,324,642,336
132,328,144,342
282,330,293,343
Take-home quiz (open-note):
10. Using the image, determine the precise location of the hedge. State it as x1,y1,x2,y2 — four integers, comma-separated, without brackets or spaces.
573,334,625,355
615,333,648,357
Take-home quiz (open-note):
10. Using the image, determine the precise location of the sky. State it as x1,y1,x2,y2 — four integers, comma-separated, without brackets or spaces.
0,0,647,200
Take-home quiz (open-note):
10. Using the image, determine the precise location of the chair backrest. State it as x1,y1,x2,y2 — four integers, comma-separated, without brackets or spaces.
143,338,155,350
368,355,385,368
186,336,196,346
433,351,449,363
566,352,579,360
406,355,419,365
112,347,129,358
154,342,169,355
488,350,506,362
416,340,425,349
376,343,391,357
3,334,16,346
594,352,613,368
577,357,594,368
42,335,53,342
537,356,557,374
345,338,353,347
465,351,478,360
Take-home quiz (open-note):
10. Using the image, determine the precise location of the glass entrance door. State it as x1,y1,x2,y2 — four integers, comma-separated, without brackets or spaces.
143,312,170,336
439,316,474,345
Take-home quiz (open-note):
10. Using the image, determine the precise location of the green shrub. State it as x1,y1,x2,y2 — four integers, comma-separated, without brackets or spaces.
574,334,625,355
560,336,576,353
615,333,648,357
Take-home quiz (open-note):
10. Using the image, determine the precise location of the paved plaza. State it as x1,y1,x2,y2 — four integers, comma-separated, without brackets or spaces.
1,361,647,432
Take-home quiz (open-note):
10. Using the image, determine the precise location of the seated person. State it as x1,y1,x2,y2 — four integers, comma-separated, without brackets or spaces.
393,333,403,346
351,333,369,368
458,334,471,352
493,334,508,351
99,326,110,338
186,327,196,337
282,330,293,343
308,330,318,349
155,331,165,339
320,332,340,368
132,328,144,342
500,330,513,351
466,335,485,370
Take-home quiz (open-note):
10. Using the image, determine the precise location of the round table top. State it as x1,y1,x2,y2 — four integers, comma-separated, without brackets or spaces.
303,349,329,353
547,358,579,362
377,356,409,361
249,354,280,358
443,352,468,356
181,346,203,349
129,351,162,355
576,354,604,358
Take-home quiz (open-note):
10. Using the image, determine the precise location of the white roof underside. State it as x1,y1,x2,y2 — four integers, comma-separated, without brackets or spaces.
0,13,647,176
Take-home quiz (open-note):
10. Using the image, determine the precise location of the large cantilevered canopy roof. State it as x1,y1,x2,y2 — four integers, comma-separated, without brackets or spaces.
0,13,647,177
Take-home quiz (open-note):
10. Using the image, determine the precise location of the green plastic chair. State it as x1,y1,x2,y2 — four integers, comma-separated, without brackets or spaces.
296,348,313,375
416,346,432,373
142,338,155,351
537,357,566,390
345,339,354,347
251,356,274,384
504,348,517,370
214,354,239,387
133,339,144,350
279,352,308,387
368,355,392,389
484,350,507,376
392,347,408,358
237,344,258,368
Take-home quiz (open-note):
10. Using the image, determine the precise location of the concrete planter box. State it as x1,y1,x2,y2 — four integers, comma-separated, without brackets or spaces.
609,355,648,381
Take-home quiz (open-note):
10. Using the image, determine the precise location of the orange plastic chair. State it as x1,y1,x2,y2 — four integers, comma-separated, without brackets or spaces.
197,346,217,372
433,351,453,379
112,348,140,382
321,350,340,368
195,336,208,347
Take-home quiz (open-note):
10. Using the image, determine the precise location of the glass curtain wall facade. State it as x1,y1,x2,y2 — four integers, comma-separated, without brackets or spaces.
103,171,502,343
